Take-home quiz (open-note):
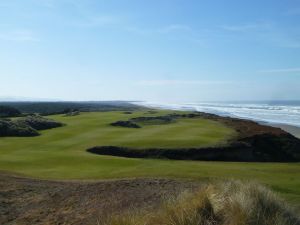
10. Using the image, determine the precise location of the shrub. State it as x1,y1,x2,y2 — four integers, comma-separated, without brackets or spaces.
130,115,175,125
110,121,141,128
0,115,64,137
0,119,39,137
17,115,64,130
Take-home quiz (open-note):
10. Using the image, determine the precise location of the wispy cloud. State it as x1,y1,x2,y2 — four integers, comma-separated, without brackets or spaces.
30,0,201,45
0,29,39,42
221,23,270,32
33,0,84,8
221,22,300,49
259,68,300,73
284,8,300,16
265,32,300,48
157,24,192,34
35,0,56,8
75,15,122,27
41,0,125,28
124,24,208,46
125,24,192,35
136,80,233,86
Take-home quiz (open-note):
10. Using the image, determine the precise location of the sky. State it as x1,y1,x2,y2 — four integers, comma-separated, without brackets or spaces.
0,0,300,102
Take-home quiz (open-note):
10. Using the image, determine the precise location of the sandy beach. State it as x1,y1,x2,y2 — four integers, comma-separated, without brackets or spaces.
267,123,300,138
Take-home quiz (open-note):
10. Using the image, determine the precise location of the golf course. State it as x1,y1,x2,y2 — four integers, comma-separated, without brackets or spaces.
0,109,300,209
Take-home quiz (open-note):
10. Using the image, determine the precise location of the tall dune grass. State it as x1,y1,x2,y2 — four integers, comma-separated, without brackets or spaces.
101,181,300,225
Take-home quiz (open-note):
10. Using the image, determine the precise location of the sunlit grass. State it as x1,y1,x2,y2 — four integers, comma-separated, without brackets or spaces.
0,110,299,208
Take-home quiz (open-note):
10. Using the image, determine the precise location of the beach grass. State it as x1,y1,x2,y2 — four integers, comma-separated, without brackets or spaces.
104,180,299,225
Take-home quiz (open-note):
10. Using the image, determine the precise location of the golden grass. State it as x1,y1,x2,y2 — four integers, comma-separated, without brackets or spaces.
100,181,300,225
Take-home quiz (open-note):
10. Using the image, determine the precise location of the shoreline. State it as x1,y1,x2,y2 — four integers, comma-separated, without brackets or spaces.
257,120,300,138
267,123,300,139
136,102,300,137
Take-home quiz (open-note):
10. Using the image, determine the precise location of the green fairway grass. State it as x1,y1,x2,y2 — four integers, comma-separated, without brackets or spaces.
0,110,299,208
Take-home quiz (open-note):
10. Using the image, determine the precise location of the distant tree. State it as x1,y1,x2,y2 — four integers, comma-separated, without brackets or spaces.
62,108,79,114
0,105,21,117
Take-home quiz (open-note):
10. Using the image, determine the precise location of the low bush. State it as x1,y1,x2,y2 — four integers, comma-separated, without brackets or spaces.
130,115,175,125
110,121,141,128
0,119,39,137
18,115,64,130
0,115,64,137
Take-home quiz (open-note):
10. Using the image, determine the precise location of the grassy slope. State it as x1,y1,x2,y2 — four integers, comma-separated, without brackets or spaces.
0,110,299,208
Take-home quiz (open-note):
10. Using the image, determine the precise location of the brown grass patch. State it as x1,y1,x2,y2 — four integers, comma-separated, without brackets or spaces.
101,181,300,225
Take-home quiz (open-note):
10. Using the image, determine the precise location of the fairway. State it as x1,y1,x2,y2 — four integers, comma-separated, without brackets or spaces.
0,110,300,208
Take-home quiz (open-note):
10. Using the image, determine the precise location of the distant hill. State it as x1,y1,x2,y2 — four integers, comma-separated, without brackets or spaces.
0,101,143,115
0,96,60,102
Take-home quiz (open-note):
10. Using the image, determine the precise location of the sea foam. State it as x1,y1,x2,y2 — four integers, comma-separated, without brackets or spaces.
136,101,300,127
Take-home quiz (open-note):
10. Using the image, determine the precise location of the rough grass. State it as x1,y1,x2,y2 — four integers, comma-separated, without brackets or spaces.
102,181,300,225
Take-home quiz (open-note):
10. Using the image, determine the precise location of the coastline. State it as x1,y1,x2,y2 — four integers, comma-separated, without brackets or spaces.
267,123,300,139
145,105,300,139
136,102,300,136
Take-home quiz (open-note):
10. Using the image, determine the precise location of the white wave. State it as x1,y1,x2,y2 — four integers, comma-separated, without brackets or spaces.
136,101,300,127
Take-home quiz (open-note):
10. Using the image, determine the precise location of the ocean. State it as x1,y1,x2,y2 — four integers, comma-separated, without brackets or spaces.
136,101,300,127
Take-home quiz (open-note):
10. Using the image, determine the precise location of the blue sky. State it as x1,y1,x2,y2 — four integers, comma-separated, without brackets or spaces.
0,0,300,102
